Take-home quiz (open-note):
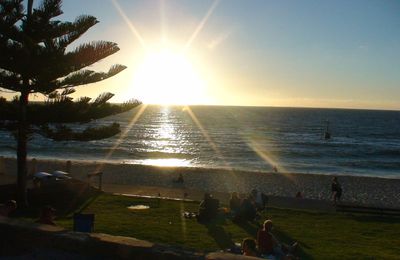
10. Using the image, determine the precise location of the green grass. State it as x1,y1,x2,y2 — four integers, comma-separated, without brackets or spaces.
52,194,400,259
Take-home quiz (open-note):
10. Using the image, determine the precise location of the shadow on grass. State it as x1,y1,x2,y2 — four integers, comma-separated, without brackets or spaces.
235,220,260,237
346,213,400,224
201,215,235,250
273,227,313,259
1,180,101,219
206,223,235,249
233,215,313,259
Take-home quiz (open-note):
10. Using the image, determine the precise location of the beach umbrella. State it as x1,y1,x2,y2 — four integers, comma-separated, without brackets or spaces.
33,172,53,180
52,171,71,179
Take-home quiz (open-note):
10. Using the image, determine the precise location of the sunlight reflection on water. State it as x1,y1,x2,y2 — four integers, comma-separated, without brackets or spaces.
126,158,192,167
145,106,189,155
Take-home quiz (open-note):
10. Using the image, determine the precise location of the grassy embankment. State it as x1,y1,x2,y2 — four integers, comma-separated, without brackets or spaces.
51,193,400,259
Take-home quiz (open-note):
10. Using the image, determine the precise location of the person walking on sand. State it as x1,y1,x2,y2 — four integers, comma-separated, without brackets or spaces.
331,176,342,205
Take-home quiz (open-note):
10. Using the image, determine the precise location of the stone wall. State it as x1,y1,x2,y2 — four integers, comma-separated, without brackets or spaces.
0,217,259,259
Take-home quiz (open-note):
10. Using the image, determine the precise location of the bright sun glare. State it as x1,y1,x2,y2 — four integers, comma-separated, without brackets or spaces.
131,49,208,105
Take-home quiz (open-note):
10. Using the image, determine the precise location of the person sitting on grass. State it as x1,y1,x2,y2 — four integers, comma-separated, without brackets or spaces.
257,219,298,259
197,193,219,222
238,194,257,222
242,237,259,257
0,200,17,217
36,206,57,226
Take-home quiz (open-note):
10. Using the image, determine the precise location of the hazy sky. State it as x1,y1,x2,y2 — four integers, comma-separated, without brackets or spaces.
7,0,400,110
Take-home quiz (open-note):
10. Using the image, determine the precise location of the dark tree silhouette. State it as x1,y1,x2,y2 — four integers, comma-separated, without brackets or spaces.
0,92,141,140
0,0,135,207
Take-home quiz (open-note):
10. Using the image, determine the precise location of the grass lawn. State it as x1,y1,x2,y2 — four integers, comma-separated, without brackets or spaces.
52,193,399,259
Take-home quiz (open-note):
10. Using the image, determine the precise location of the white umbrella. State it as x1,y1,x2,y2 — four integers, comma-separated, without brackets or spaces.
52,170,71,179
33,171,52,179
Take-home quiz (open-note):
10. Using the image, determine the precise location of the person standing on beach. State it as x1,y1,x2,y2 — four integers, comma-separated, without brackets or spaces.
331,177,342,205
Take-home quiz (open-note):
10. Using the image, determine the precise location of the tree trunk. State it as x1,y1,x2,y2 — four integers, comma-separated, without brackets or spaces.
16,90,29,208
27,0,33,17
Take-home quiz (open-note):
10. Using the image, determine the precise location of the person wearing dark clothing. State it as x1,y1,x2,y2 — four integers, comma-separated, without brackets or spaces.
331,176,342,205
239,195,257,221
229,192,241,216
197,193,219,222
251,189,268,211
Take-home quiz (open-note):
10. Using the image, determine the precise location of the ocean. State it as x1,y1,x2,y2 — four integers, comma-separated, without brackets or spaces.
1,105,399,178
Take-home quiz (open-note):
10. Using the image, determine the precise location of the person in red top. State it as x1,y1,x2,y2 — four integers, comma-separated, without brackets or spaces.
242,237,259,257
0,200,17,217
257,220,275,255
36,206,57,226
257,219,298,259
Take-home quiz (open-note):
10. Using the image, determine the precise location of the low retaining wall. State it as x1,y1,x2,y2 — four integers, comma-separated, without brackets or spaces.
0,217,257,259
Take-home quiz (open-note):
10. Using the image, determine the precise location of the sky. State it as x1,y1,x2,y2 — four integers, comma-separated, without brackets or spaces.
4,0,400,110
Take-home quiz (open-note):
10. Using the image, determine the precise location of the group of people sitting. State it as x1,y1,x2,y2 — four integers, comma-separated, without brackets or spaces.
196,189,268,223
0,199,56,226
230,189,268,222
242,219,298,260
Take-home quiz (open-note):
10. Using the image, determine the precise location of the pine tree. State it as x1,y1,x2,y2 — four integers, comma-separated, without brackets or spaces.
0,0,133,207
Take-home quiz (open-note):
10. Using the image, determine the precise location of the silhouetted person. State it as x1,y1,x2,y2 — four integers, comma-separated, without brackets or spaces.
0,200,17,217
331,176,342,205
257,219,298,259
197,193,219,222
229,192,241,217
36,206,56,226
242,238,259,257
174,173,184,183
239,195,257,221
251,189,268,211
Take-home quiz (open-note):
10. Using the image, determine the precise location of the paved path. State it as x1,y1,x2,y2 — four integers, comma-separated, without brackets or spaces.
0,174,336,212
103,183,336,212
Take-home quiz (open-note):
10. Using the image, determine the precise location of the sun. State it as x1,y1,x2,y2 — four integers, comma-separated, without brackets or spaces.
131,48,208,105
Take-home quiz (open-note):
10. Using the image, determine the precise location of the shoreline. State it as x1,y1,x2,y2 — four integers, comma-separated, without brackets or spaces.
2,155,399,180
1,156,400,209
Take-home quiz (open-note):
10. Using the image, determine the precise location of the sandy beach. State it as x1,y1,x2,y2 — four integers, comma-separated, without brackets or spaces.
1,156,399,209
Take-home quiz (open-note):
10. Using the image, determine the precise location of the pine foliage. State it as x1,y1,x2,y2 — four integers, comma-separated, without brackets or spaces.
0,0,127,94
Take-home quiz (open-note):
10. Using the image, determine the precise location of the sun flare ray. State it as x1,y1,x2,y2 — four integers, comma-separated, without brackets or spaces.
183,0,220,53
160,0,166,43
95,104,148,173
184,106,243,191
247,139,294,182
111,0,146,49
